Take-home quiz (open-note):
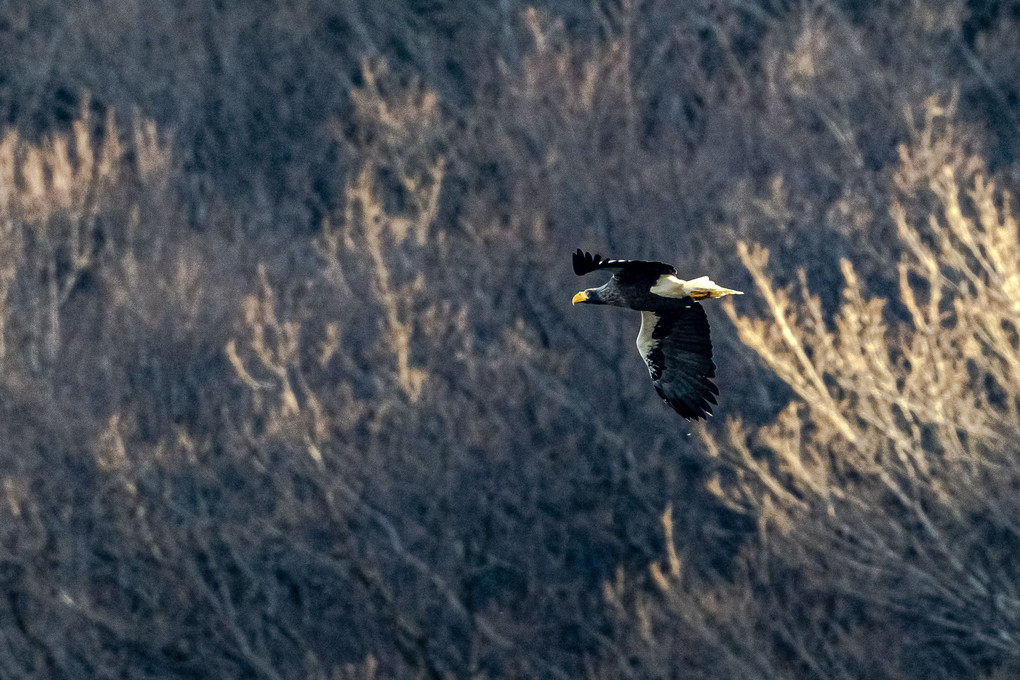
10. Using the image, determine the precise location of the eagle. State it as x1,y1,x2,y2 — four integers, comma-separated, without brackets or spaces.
571,249,742,419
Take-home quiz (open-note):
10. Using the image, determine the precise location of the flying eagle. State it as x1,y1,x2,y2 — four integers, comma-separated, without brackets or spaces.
571,249,742,419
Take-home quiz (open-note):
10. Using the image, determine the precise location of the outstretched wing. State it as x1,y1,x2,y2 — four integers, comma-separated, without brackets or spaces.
573,249,676,278
636,304,718,419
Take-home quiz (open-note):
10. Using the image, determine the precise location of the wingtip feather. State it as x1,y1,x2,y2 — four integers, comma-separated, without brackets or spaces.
572,249,603,276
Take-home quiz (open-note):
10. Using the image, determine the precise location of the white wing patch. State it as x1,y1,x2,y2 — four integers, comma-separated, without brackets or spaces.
650,274,743,300
636,311,658,358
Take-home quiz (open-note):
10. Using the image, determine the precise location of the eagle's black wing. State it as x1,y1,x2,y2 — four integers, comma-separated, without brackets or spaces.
573,249,676,278
637,304,718,419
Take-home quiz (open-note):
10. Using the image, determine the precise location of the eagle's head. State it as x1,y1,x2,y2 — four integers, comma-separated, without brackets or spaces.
572,280,628,307
571,288,598,305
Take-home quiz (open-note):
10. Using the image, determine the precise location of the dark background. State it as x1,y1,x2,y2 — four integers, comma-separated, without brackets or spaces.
1,1,1019,677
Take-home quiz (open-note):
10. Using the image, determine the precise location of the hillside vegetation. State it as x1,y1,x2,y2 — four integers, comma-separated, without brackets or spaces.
1,1,1019,677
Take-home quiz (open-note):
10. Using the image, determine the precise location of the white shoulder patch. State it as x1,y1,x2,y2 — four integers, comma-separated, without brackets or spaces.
650,274,743,300
649,275,688,298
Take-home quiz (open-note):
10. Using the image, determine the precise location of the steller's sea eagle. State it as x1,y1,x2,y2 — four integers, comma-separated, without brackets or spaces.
571,249,742,419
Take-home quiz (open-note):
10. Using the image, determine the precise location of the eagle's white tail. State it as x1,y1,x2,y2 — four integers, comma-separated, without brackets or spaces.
683,276,743,300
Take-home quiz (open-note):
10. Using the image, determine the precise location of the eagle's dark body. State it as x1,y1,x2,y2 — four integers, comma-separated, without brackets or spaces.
571,249,741,419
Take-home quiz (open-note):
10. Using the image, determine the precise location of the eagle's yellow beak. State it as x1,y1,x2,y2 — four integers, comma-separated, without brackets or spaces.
572,291,589,305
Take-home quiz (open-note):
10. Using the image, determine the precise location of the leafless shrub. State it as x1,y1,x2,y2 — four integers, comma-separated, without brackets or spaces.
0,105,136,370
637,102,1020,678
